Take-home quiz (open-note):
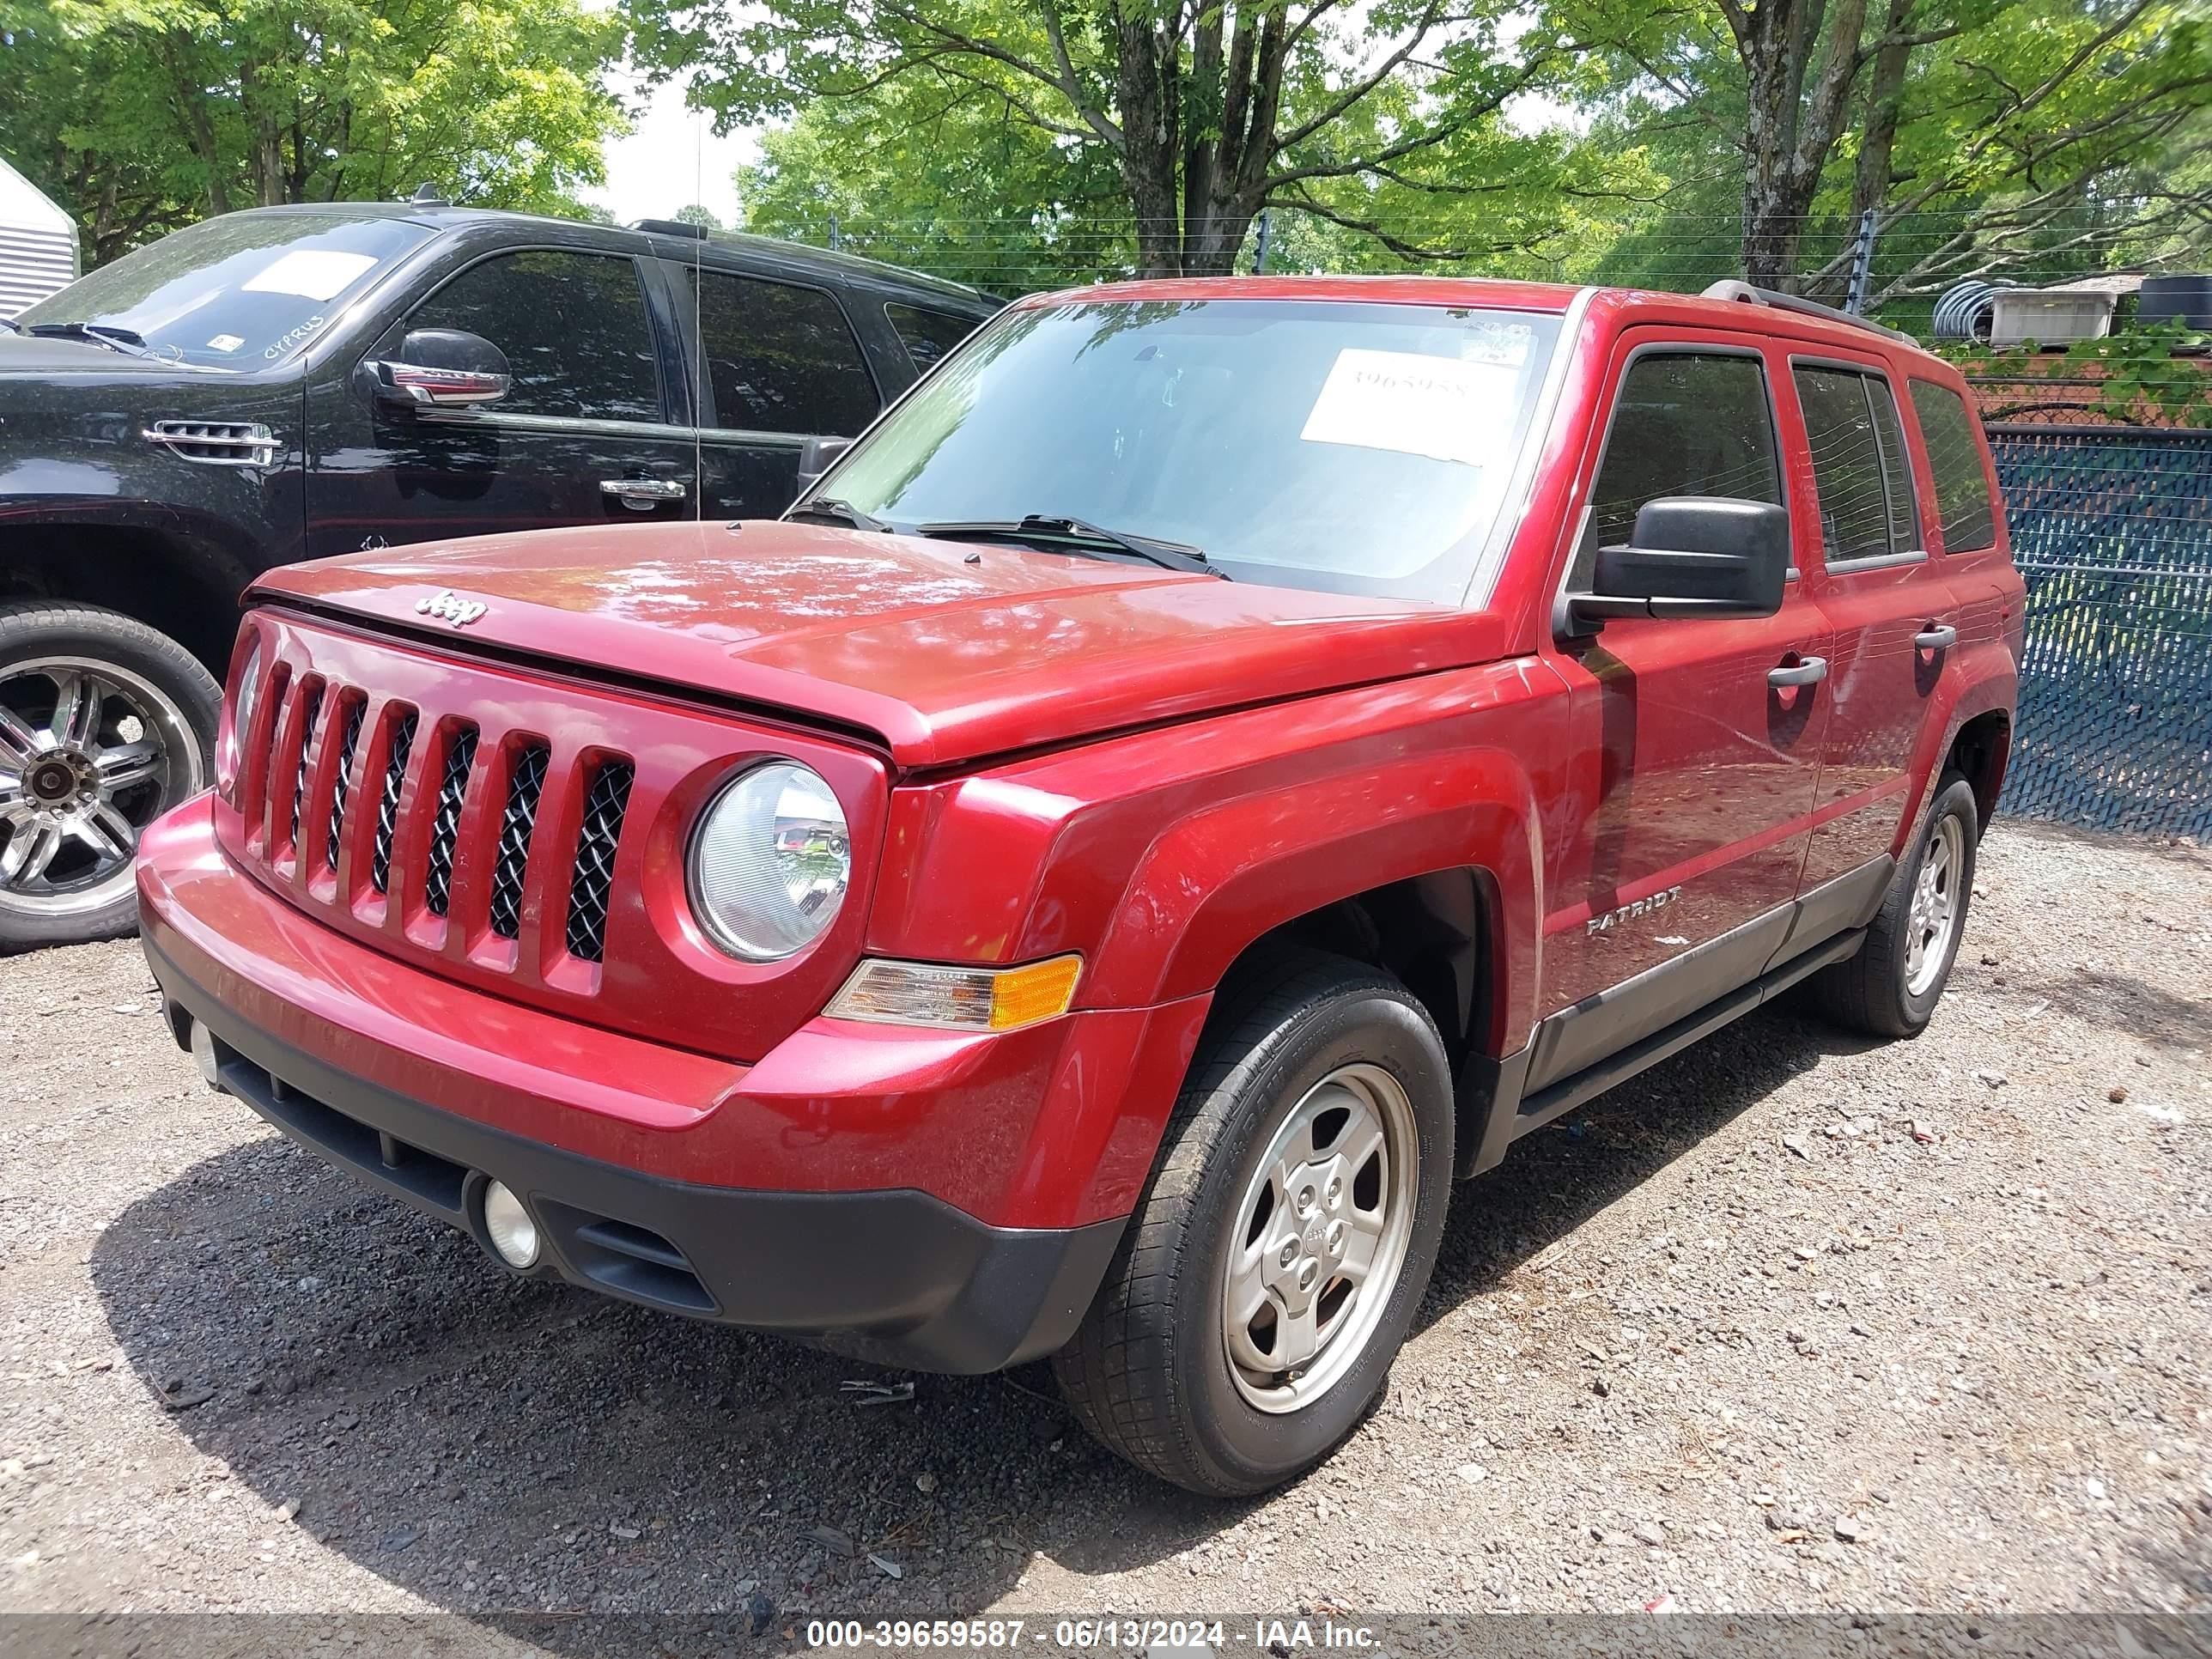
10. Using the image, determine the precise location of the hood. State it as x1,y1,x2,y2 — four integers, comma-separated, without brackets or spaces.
0,334,216,379
252,520,1509,769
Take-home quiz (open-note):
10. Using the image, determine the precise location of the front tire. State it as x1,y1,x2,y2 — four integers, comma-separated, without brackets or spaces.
1054,951,1454,1496
0,602,218,953
1812,771,1980,1037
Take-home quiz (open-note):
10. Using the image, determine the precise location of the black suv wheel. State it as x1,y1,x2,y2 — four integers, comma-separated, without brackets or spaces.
0,602,218,951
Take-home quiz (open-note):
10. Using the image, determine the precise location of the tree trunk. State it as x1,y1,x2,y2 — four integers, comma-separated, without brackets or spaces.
1114,6,1182,274
1850,0,1917,227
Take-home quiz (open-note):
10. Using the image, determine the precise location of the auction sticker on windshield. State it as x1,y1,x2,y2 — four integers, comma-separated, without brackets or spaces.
1299,347,1520,467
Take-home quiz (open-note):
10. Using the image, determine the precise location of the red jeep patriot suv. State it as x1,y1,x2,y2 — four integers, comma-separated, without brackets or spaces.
136,276,2021,1496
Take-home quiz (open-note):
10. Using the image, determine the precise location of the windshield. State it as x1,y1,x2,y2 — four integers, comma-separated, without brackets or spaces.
812,297,1563,601
18,212,434,369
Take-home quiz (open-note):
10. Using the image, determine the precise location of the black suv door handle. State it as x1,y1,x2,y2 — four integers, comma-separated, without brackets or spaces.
1914,623,1959,650
1768,656,1828,689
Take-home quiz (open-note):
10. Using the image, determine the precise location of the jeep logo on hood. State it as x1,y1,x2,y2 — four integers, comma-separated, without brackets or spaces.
416,590,487,629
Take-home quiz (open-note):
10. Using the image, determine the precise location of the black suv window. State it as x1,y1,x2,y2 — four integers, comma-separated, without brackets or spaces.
1909,380,1999,552
684,270,879,435
886,303,979,373
405,250,662,423
1577,352,1782,582
1794,366,1919,562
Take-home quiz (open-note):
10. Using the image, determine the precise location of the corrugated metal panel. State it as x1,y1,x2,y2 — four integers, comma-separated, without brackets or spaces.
0,228,78,318
0,155,79,318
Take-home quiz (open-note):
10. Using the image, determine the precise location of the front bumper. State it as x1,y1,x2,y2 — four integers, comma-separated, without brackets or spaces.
151,943,1120,1371
135,795,1207,1374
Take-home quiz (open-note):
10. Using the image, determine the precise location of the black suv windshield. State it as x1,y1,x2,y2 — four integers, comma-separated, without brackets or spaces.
811,297,1563,602
18,212,433,370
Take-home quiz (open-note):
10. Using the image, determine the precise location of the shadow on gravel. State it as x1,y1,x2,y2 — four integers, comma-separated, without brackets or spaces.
2026,968,2208,1051
88,1000,1863,1638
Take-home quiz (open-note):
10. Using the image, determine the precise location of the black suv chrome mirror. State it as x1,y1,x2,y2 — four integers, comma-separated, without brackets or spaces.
369,328,512,410
1563,497,1790,632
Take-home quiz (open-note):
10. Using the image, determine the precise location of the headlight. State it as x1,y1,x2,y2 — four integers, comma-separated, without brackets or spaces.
219,636,264,781
688,761,850,961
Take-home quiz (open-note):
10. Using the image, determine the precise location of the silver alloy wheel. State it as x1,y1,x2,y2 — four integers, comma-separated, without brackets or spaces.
0,658,198,921
1904,811,1966,998
1222,1061,1419,1414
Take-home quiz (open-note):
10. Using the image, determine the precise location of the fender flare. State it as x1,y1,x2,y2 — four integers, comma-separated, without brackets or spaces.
1893,644,2018,858
1083,744,1546,1051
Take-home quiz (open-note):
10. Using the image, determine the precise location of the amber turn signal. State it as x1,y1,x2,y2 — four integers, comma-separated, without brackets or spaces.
824,954,1083,1032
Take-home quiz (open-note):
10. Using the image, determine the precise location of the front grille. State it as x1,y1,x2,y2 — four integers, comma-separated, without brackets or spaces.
370,711,417,895
422,727,479,918
325,701,366,871
231,624,687,1000
287,686,324,854
487,744,550,939
565,761,634,963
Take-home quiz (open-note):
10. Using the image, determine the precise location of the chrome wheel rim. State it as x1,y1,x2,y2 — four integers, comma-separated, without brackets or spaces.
0,658,198,920
1904,812,1965,998
1222,1061,1419,1415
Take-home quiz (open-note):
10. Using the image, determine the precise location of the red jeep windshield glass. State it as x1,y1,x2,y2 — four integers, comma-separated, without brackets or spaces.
821,298,1563,602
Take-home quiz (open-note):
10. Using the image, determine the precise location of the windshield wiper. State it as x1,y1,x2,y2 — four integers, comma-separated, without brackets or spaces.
24,321,155,359
915,514,1226,578
786,497,890,532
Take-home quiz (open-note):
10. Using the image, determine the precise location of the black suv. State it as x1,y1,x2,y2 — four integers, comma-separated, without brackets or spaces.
0,200,994,950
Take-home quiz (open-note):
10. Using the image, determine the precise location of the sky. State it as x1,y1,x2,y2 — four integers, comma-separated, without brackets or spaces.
582,72,758,229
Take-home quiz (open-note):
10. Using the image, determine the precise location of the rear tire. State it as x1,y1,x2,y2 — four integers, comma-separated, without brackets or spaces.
1812,771,1980,1037
0,602,219,953
1054,950,1454,1496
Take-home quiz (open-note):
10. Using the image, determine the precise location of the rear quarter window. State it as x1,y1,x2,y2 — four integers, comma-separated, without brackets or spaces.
1908,380,1999,553
886,303,982,373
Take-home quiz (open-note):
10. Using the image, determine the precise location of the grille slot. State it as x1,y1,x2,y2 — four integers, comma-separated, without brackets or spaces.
564,760,634,962
487,744,550,940
325,701,366,872
422,727,479,917
286,686,324,854
370,711,417,896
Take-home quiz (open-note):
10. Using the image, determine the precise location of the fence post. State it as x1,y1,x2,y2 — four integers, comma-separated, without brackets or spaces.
1845,208,1878,316
1254,208,1272,275
829,214,842,252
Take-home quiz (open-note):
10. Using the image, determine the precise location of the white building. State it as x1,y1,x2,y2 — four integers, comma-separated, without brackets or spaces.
0,155,79,319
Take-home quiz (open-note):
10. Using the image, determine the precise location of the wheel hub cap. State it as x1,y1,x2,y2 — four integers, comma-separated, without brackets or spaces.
1903,812,1965,998
1222,1061,1419,1414
1,661,187,910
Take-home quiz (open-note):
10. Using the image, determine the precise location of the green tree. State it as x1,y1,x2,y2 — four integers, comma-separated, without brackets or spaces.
627,0,1643,277
1567,0,2212,295
0,0,629,265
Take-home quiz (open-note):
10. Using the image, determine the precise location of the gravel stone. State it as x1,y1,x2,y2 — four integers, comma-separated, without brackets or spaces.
0,823,2204,1620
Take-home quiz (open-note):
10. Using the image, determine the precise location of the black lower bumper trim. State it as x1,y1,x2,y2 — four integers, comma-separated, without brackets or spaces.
147,938,1124,1375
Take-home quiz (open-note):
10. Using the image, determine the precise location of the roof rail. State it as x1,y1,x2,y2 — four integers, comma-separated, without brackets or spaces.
1700,279,1917,346
630,216,710,241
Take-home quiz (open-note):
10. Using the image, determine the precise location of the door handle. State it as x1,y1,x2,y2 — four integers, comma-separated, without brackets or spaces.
1768,656,1828,689
600,477,687,506
1914,623,1959,650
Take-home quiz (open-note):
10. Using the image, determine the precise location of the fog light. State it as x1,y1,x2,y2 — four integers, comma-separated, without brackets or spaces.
189,1020,222,1091
481,1181,540,1269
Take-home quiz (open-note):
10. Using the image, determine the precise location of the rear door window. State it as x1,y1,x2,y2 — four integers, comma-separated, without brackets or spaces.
886,303,981,373
684,270,880,435
1576,351,1782,584
1909,380,1999,552
1794,366,1920,562
404,249,663,423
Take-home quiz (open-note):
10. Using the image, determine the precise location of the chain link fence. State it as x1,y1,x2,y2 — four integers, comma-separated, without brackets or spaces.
1990,424,2212,840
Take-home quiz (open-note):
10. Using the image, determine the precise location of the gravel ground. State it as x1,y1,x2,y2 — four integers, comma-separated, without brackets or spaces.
0,821,2207,1638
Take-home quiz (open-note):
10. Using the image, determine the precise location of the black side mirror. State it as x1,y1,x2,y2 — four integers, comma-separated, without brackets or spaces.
1563,497,1790,633
794,435,852,498
368,328,512,411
